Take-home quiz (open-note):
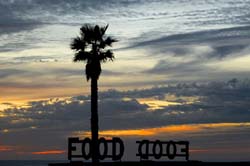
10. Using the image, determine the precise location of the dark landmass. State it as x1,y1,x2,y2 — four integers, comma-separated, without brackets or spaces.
49,161,250,166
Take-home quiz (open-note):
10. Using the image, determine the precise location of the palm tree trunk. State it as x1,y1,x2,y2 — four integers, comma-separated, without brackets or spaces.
91,78,99,165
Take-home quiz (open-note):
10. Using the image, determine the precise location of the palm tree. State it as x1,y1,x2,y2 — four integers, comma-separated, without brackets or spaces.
70,24,117,165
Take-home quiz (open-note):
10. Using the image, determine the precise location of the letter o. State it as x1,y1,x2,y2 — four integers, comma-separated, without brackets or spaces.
82,138,91,160
153,140,162,159
98,137,108,160
166,141,177,160
138,140,149,159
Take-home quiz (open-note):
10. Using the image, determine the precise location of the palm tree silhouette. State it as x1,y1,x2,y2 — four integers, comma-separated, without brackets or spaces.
70,24,117,165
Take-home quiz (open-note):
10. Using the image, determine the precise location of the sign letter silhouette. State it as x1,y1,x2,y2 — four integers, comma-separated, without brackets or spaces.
136,140,189,160
68,137,124,161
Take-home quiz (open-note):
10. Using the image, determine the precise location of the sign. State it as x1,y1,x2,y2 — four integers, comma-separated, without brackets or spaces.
136,140,189,160
68,137,189,161
68,137,124,161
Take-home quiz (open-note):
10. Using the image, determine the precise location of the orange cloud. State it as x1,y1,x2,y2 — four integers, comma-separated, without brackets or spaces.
32,150,65,155
0,86,85,105
0,146,13,151
77,122,250,137
85,125,200,137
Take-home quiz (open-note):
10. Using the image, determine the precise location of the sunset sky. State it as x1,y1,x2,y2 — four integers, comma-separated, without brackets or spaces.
0,0,250,161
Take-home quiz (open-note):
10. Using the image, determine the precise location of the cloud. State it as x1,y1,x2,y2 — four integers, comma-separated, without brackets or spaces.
0,64,121,89
127,26,250,58
0,69,25,78
144,60,203,75
2,79,250,132
0,0,147,28
32,150,65,155
1,79,250,160
121,26,250,80
13,56,58,62
1,0,250,36
0,145,13,152
1,0,250,66
0,1,43,35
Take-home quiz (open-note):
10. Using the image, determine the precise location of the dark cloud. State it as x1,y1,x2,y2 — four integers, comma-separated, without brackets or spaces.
124,26,250,80
144,60,202,75
1,0,250,59
0,66,122,89
2,79,250,132
127,26,250,58
1,0,250,36
1,79,250,160
144,60,250,82
0,69,24,78
0,0,146,28
0,1,43,35
0,23,40,36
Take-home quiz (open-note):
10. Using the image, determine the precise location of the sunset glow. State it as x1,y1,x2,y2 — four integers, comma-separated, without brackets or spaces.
137,98,181,110
79,122,250,137
0,146,13,152
32,150,66,155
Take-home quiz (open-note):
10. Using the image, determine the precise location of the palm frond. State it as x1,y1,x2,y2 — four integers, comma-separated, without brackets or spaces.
73,51,92,62
80,24,95,43
94,25,103,40
100,24,109,35
99,50,114,62
70,36,86,51
100,37,117,48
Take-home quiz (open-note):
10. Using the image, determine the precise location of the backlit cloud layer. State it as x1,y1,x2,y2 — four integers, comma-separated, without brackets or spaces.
1,80,250,160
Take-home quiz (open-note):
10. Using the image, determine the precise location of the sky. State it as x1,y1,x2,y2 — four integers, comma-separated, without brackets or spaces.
0,0,250,161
